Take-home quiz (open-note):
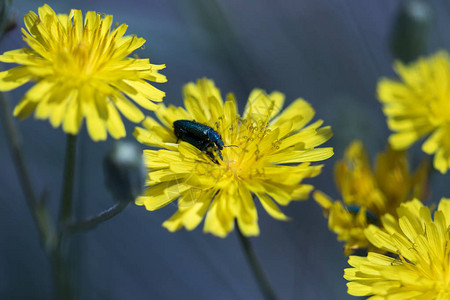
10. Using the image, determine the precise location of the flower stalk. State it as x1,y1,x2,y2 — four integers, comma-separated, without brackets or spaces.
51,134,79,300
64,202,129,234
50,248,73,300
0,92,57,250
59,134,78,224
236,224,278,300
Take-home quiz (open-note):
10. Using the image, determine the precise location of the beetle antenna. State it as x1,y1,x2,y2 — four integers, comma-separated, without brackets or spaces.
224,145,238,148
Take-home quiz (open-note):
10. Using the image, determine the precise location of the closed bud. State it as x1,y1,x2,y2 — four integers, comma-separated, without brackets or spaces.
103,141,146,203
0,0,15,37
390,0,433,63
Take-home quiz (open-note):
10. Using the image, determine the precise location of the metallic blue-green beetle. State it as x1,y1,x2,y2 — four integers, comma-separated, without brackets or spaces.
173,120,224,163
345,205,378,224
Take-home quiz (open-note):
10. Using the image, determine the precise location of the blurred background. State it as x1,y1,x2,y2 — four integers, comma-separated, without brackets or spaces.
1,0,450,299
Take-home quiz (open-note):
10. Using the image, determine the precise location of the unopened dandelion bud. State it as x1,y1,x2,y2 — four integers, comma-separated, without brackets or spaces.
390,0,433,63
0,0,16,37
103,141,146,203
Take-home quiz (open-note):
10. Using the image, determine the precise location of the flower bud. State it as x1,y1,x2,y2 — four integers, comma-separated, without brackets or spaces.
0,0,16,37
103,141,146,202
390,0,433,63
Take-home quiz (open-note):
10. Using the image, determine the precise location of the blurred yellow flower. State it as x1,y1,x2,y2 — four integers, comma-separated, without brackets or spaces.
314,140,429,255
134,78,333,237
344,198,450,300
378,51,450,173
0,4,166,141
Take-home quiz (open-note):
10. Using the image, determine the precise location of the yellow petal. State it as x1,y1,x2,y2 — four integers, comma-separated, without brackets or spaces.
0,67,33,91
433,148,449,174
267,147,333,163
114,94,144,123
437,198,450,226
122,79,165,103
236,183,259,236
24,10,40,36
365,225,397,252
0,49,36,64
422,126,445,154
86,110,107,141
313,190,334,210
106,102,126,139
62,91,83,135
182,201,211,230
137,182,190,210
244,89,281,122
256,192,290,221
162,211,184,232
203,195,234,238
271,98,315,132
82,90,107,141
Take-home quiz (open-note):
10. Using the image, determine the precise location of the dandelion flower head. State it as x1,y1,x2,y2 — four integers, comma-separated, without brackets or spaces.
0,4,166,141
134,78,333,237
314,140,429,254
378,51,450,173
345,198,450,299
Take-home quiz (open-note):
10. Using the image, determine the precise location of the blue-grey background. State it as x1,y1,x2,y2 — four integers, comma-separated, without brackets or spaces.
1,0,450,299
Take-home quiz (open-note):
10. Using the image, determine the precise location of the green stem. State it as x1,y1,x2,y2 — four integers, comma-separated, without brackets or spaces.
50,249,73,300
59,134,77,224
236,224,278,300
0,92,56,251
0,93,38,219
65,201,129,234
0,92,66,297
53,133,78,300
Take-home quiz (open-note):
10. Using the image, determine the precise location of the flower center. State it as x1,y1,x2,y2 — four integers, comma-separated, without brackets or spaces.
50,21,121,82
219,116,273,181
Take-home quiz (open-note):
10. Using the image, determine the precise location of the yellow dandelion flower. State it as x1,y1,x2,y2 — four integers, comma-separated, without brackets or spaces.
134,78,333,237
344,198,450,299
378,51,450,173
0,4,166,141
314,140,429,255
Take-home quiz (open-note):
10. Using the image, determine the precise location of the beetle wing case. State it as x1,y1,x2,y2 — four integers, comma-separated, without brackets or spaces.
173,120,224,164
